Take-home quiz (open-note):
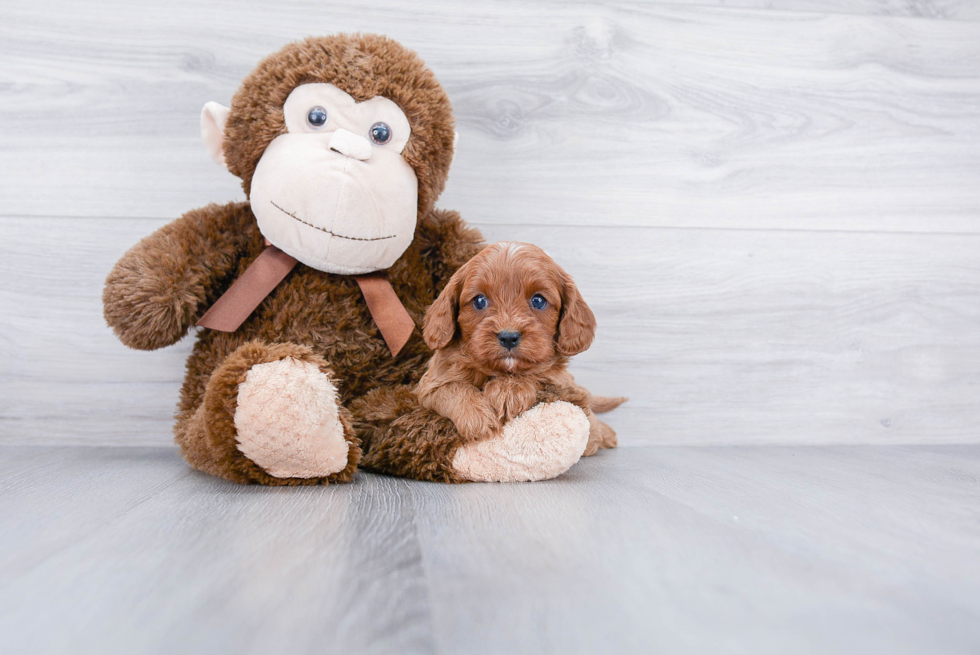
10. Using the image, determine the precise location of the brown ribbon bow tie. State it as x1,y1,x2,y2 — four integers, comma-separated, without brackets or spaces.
196,246,416,357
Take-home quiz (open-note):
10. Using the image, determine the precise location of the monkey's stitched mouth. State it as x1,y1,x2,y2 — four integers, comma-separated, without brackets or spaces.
270,201,396,242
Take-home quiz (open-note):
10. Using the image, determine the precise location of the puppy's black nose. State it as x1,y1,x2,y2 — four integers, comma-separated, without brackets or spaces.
497,330,521,350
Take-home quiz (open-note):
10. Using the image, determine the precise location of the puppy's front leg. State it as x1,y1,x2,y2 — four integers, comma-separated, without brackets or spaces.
418,382,501,442
482,376,539,422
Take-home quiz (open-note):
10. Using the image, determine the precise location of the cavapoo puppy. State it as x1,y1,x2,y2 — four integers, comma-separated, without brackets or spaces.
418,241,624,455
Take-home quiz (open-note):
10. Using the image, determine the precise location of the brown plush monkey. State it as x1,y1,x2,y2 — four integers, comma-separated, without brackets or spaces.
103,35,592,485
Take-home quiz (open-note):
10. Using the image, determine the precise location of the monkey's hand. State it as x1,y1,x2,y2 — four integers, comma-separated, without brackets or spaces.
534,383,615,456
103,202,257,350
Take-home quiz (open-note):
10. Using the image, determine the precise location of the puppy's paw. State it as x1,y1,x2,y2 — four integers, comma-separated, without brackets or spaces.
452,400,502,441
452,401,590,482
599,420,618,449
583,414,618,457
483,376,539,421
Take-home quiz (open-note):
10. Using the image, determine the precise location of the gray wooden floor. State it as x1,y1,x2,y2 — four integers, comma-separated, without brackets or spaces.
3,0,980,652
2,444,979,654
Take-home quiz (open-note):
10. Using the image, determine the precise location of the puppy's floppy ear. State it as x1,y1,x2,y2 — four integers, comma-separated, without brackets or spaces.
423,263,469,349
556,269,596,356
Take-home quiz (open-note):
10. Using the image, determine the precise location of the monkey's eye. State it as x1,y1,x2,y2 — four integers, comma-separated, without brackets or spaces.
530,294,548,310
472,294,488,310
370,122,392,145
306,106,328,129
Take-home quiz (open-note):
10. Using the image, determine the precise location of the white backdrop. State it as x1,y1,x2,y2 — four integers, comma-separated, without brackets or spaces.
2,0,979,446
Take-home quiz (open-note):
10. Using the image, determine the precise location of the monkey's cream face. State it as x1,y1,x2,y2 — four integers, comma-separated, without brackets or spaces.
248,83,418,275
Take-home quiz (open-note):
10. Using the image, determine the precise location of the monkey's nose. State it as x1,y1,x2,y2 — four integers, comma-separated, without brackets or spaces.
497,330,521,350
328,128,372,161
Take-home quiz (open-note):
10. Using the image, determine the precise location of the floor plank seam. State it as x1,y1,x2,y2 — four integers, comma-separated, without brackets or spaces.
0,468,195,590
640,0,980,24
407,483,451,655
5,213,980,238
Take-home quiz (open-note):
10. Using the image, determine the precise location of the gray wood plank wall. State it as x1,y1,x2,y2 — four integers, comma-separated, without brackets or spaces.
1,0,979,446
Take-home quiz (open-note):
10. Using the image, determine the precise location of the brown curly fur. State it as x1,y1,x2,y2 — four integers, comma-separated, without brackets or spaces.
353,245,626,483
103,34,484,485
352,386,467,483
179,340,361,485
223,34,455,216
417,242,622,455
353,382,593,483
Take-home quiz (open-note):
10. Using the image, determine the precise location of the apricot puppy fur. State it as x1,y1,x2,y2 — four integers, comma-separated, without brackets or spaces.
418,241,624,455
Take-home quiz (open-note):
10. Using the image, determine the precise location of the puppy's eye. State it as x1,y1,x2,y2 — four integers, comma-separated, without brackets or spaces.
370,122,392,144
472,294,488,310
530,294,548,310
307,106,328,129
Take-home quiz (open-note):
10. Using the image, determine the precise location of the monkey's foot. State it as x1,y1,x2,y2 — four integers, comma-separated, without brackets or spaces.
235,357,350,478
452,401,590,482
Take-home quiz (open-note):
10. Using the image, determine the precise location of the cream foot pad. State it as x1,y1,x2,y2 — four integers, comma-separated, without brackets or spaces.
452,401,590,482
234,357,349,478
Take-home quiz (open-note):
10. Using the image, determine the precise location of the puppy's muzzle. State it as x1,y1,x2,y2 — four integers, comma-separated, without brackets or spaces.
497,330,521,350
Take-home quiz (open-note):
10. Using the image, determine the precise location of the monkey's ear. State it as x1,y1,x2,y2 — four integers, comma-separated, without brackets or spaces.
423,264,468,350
201,101,230,169
556,271,597,356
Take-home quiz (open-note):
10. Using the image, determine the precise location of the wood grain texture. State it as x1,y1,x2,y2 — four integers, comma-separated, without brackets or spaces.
661,0,980,20
414,444,980,654
2,3,979,652
0,447,435,655
3,216,979,446
1,444,978,654
0,1,978,232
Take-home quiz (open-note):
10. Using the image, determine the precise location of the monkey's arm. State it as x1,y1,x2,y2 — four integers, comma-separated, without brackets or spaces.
415,208,485,290
103,201,259,350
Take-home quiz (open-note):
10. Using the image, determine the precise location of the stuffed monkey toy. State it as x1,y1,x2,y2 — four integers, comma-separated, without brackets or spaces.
103,34,593,485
